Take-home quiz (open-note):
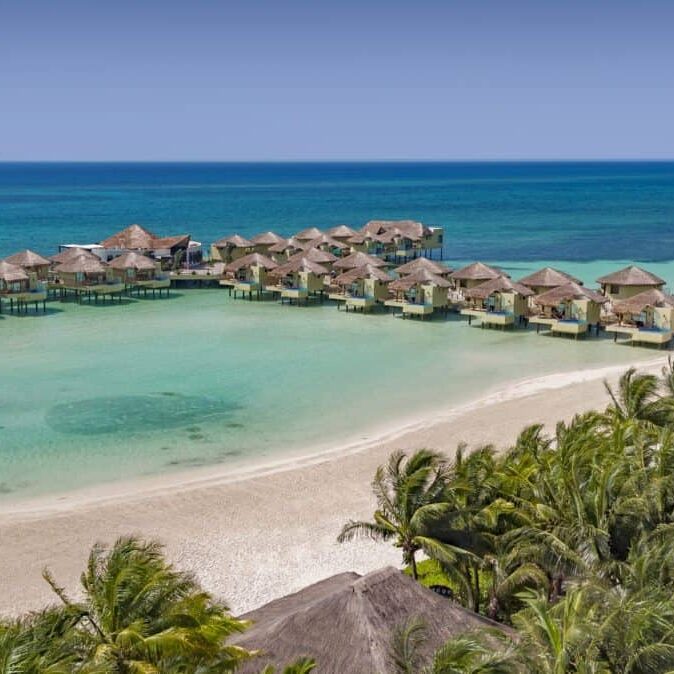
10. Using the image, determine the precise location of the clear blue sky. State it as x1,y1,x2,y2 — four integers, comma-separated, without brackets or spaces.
2,0,673,160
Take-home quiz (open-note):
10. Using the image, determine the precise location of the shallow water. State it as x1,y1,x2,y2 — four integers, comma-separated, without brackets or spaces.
1,266,671,501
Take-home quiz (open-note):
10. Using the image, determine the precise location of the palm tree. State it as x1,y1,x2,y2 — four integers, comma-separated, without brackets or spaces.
337,449,475,579
257,658,316,673
603,367,669,427
42,536,253,673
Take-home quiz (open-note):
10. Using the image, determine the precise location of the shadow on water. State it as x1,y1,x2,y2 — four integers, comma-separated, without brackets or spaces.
46,393,241,435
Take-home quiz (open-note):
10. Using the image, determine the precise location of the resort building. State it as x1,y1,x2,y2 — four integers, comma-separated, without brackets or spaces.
52,255,125,302
604,289,674,347
250,231,286,254
360,220,444,258
286,248,338,271
49,247,101,266
210,235,255,263
597,265,666,303
325,224,359,243
266,257,330,305
0,260,47,313
450,262,504,295
461,277,533,328
518,266,582,296
222,252,278,299
267,237,304,262
3,249,51,281
232,567,505,674
294,226,324,243
108,251,170,296
386,268,452,318
530,282,607,338
300,233,349,257
395,257,452,278
329,264,391,312
332,251,387,273
99,224,197,268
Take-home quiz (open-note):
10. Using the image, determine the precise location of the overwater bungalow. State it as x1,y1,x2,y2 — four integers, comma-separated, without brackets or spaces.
250,231,286,255
222,252,278,299
4,249,51,281
343,233,372,254
267,237,304,262
326,224,358,243
461,277,533,328
386,268,452,319
294,226,324,242
210,234,255,263
518,266,582,296
604,289,674,347
99,224,195,268
108,251,170,297
395,257,452,278
49,247,101,267
329,264,391,312
361,220,444,258
597,265,666,303
332,251,387,273
53,256,125,302
530,282,606,338
286,247,338,271
450,262,505,296
266,257,330,305
373,227,422,262
301,233,349,257
0,260,47,313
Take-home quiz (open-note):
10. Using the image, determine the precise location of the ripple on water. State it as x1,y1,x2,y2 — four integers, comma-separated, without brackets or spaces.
45,393,240,435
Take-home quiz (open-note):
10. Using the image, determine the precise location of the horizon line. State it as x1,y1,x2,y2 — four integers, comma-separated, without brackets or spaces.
2,158,674,164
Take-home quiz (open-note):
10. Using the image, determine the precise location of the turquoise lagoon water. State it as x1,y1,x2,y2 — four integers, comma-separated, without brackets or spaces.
1,162,674,501
0,276,670,502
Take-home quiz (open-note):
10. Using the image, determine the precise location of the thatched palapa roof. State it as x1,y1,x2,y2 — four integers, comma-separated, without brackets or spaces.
535,282,607,307
597,265,665,288
100,224,190,251
0,260,29,282
465,276,534,300
613,289,674,315
225,253,278,272
395,257,451,277
301,234,349,251
389,268,452,290
294,227,324,241
270,257,330,277
268,237,302,254
333,264,391,286
287,248,337,265
56,256,108,274
518,266,581,289
250,231,286,246
213,234,254,248
361,220,432,239
451,262,504,282
50,248,100,265
332,251,386,271
4,249,51,268
233,567,508,674
108,252,157,271
326,224,358,238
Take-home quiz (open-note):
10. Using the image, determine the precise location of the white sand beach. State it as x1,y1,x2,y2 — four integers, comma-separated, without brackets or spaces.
0,355,667,617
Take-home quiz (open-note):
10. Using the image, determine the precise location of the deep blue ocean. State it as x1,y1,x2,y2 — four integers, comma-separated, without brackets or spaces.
1,161,673,261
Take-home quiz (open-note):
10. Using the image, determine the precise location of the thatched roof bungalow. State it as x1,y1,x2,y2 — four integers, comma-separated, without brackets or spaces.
531,282,607,337
108,251,169,293
605,289,674,346
267,237,303,262
294,226,324,242
451,262,505,291
597,265,666,302
100,224,193,266
329,264,391,311
54,255,124,298
395,257,452,277
518,267,582,296
287,248,338,271
325,224,358,242
301,234,349,256
0,260,47,311
461,276,533,328
387,268,451,318
268,257,330,304
222,252,278,297
360,219,444,257
4,250,51,280
233,567,507,674
332,251,386,272
210,234,255,263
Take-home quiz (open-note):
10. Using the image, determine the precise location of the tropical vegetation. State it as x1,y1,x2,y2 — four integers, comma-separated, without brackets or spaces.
342,362,674,672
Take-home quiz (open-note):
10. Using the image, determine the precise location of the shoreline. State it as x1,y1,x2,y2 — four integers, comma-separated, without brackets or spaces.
0,353,666,519
0,353,668,617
